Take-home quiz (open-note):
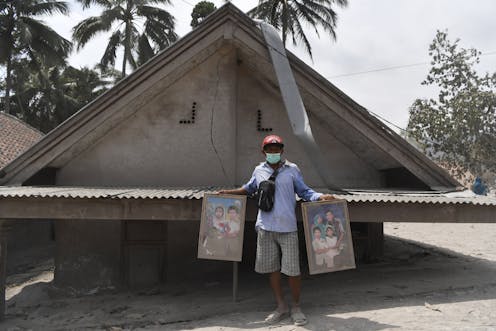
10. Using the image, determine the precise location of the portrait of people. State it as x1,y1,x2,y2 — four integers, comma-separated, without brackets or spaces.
302,200,356,274
198,194,247,262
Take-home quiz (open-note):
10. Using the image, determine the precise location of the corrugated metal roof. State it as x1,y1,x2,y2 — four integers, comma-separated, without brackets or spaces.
0,186,495,206
0,186,218,200
333,190,496,206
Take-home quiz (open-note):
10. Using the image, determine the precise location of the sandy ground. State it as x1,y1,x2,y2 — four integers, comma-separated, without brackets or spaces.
3,223,496,331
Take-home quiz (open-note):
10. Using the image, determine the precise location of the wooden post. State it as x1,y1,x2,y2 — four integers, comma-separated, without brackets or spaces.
365,222,384,262
0,220,10,321
232,261,238,302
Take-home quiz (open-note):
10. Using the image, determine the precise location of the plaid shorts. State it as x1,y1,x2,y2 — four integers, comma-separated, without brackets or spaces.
255,229,300,276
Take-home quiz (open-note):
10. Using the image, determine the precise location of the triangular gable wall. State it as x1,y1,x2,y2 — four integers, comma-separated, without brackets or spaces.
0,3,459,190
54,45,383,188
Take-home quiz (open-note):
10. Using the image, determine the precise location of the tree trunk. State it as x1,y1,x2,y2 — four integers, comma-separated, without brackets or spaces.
122,2,132,79
121,44,127,78
4,54,12,114
281,2,288,46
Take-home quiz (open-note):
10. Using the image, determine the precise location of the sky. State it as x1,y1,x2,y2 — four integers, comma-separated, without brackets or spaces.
41,0,496,133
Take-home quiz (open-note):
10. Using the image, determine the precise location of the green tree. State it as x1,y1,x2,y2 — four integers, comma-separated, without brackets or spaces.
63,65,114,106
407,30,496,182
9,63,77,132
4,62,111,132
73,0,177,78
0,0,72,114
248,0,348,58
191,1,217,28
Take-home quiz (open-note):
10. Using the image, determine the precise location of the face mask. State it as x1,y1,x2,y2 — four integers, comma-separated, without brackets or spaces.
266,153,281,164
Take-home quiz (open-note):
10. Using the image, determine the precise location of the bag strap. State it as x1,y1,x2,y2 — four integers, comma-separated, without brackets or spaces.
269,167,280,181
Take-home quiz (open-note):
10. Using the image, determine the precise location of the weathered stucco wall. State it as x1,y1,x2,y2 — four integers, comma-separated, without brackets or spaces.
56,46,238,187
235,65,382,188
56,47,383,189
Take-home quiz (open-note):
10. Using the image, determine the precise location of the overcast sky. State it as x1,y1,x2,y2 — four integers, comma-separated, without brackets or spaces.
43,0,496,133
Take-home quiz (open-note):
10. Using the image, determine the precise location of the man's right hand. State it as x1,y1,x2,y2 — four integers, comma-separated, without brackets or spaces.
217,188,248,195
319,194,336,201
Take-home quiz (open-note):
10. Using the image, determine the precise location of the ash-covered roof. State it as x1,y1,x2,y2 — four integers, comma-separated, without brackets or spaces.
0,113,43,169
0,186,494,206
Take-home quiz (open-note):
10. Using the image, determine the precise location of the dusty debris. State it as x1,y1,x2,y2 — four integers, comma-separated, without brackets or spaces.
2,223,496,330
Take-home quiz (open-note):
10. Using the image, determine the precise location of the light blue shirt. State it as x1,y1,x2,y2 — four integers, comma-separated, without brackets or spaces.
243,160,322,233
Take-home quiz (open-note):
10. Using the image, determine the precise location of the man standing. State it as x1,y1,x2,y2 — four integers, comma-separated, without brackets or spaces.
219,135,335,326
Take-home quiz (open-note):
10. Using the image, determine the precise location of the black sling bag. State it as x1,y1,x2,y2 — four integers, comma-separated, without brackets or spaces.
256,168,279,212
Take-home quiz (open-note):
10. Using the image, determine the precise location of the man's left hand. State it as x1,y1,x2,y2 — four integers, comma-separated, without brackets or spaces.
319,194,336,201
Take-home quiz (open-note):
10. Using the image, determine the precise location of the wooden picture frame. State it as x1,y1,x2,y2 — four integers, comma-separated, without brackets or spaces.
197,193,247,262
302,199,356,275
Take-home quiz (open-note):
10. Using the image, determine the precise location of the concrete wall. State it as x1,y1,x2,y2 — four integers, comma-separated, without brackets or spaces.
54,220,122,291
235,65,382,188
57,47,238,187
56,48,382,189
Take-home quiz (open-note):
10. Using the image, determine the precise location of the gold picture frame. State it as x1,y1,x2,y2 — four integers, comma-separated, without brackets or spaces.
197,193,247,262
302,199,356,275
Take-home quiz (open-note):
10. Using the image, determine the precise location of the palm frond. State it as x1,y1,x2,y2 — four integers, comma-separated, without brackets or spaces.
24,1,70,16
144,19,177,49
70,0,177,75
21,17,72,63
16,20,34,46
137,5,175,29
22,17,72,51
72,7,121,49
143,0,172,5
73,16,107,49
137,33,154,65
298,1,337,37
137,6,178,49
100,30,121,68
248,0,347,57
288,8,312,57
75,0,113,10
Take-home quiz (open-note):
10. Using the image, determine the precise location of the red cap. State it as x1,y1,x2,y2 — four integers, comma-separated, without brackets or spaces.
262,135,284,149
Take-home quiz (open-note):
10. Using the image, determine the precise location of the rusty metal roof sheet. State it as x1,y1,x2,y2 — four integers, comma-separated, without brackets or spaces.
0,186,495,206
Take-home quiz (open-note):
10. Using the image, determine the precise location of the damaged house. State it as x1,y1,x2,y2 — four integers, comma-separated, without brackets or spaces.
1,3,495,319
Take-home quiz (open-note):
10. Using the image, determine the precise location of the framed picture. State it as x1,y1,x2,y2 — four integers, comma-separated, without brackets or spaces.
198,193,247,262
302,199,356,275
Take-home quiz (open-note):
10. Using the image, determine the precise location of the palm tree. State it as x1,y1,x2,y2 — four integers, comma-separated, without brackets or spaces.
10,64,112,132
0,0,72,114
9,63,77,132
63,65,114,107
248,0,348,58
73,0,177,78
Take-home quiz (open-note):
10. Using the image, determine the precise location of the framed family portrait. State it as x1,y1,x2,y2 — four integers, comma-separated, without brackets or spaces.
302,199,356,275
197,193,247,262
